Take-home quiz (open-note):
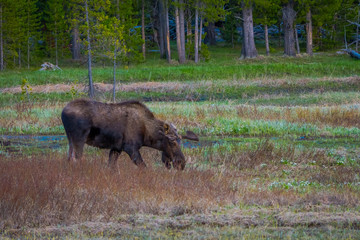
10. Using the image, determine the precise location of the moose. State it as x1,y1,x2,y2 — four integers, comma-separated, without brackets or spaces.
61,99,199,170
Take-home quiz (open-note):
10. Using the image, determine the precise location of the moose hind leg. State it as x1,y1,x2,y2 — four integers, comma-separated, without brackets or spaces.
72,129,90,161
68,141,75,161
108,149,121,167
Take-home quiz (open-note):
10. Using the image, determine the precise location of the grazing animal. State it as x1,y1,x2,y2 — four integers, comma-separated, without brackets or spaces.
61,99,199,170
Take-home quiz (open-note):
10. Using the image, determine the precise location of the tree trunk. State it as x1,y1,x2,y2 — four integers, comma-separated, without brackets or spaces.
113,46,116,103
175,1,182,62
278,21,281,48
72,24,81,60
18,48,21,68
55,36,58,66
282,0,296,56
55,21,58,66
206,22,216,45
141,0,146,58
199,14,203,49
306,8,313,56
158,0,166,59
85,0,94,99
179,0,186,63
356,10,359,52
194,1,199,63
116,0,120,19
240,1,257,59
295,25,300,54
265,24,270,56
186,8,192,43
1,4,4,71
27,37,30,68
27,9,30,69
164,0,171,62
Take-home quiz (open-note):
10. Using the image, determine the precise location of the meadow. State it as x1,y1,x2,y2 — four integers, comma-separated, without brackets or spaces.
1,47,360,239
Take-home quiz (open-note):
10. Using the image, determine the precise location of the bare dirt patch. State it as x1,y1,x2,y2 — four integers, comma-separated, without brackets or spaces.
0,82,188,94
1,76,359,94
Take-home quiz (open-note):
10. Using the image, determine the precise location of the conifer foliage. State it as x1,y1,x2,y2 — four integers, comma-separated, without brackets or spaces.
0,0,357,72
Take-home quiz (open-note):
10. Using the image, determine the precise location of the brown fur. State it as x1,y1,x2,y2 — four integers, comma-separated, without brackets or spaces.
61,99,198,169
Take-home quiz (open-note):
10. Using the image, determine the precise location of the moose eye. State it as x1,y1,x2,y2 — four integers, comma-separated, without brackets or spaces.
170,140,178,146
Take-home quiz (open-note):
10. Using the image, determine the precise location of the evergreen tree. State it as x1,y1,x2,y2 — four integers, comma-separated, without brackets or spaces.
10,0,26,67
24,0,40,69
0,0,15,70
240,0,257,59
96,16,126,102
221,10,239,48
69,0,110,98
281,0,297,56
193,0,227,61
297,0,343,53
45,0,66,66
110,0,143,64
254,0,280,56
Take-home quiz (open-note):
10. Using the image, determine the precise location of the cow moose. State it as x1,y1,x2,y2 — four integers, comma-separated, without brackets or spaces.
61,99,199,170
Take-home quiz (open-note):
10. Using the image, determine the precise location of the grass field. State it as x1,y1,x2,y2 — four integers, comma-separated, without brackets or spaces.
1,47,360,239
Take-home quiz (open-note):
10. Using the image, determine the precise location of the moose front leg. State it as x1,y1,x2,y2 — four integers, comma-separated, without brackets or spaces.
124,146,146,168
108,149,121,167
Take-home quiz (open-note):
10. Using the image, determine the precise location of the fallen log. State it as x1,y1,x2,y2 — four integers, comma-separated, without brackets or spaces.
348,50,360,59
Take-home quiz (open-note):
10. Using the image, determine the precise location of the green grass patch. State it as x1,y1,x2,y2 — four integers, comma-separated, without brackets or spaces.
1,50,359,88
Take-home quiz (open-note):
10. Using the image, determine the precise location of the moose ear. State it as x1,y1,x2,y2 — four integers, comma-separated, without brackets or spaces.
182,131,199,141
164,123,170,134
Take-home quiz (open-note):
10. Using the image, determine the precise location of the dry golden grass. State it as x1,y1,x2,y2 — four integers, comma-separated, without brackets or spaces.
155,103,360,129
1,76,359,94
0,151,238,229
1,141,360,231
235,105,360,128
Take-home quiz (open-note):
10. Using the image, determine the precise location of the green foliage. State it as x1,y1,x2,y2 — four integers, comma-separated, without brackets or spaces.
94,16,127,62
108,0,144,64
220,11,240,47
186,41,211,61
44,0,68,64
20,78,32,101
20,78,38,102
199,0,228,23
200,44,211,61
66,79,86,99
0,0,33,68
253,0,281,26
0,0,359,69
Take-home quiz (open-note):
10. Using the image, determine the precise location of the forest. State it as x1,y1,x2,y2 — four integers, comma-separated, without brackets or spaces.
0,0,359,72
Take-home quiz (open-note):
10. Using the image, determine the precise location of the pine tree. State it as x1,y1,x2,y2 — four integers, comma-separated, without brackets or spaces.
96,16,126,102
221,10,239,48
24,0,40,69
240,0,257,59
10,0,26,67
297,0,342,54
110,0,143,64
0,0,21,69
194,0,227,61
281,0,296,56
69,0,110,98
254,0,280,56
45,0,66,66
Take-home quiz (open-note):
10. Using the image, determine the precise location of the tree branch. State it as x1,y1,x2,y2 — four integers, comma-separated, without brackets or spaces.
347,20,360,27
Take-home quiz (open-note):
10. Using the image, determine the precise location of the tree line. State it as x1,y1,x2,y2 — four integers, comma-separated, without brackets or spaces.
0,0,359,71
